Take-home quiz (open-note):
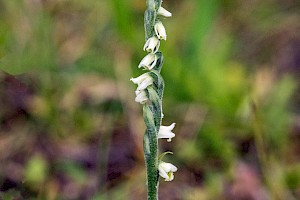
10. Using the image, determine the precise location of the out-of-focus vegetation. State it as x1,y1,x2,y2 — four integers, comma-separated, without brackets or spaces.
0,0,300,199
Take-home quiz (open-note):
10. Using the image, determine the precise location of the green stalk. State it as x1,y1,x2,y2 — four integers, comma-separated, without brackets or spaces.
143,1,163,199
143,73,164,199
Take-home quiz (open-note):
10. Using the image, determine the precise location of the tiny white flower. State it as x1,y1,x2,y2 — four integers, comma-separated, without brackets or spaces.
130,73,153,91
130,73,150,84
135,90,148,104
157,7,172,17
138,53,158,70
143,37,160,53
158,123,175,142
158,161,177,181
154,21,167,40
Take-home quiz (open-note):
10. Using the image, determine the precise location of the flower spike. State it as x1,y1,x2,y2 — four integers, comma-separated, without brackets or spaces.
130,1,174,198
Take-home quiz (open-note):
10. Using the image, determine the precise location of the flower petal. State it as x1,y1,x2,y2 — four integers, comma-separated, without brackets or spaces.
158,7,172,17
135,90,148,104
136,77,153,91
143,37,160,53
158,165,169,180
130,73,148,84
138,53,157,70
158,162,177,181
154,21,167,40
158,123,176,142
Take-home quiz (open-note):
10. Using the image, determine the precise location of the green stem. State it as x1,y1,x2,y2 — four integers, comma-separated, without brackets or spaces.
143,124,159,200
143,95,162,199
143,1,162,199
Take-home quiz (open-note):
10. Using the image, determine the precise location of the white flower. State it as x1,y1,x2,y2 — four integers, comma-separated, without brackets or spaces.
138,53,157,70
154,21,167,40
158,162,177,181
135,90,148,104
143,37,160,53
158,123,175,142
130,73,153,91
157,7,172,17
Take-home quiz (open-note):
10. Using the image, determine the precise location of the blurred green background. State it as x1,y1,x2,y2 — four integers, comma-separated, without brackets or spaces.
0,0,300,199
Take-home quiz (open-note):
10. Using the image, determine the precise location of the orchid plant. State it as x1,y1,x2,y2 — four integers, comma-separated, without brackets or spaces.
130,0,177,199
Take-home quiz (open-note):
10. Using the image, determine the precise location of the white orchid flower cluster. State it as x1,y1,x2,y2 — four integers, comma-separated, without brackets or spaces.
130,4,170,105
138,6,171,71
131,2,177,197
131,3,177,183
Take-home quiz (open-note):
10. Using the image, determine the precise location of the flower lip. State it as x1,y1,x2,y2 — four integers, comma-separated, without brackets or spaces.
157,6,172,17
154,21,167,40
158,161,178,181
138,53,158,70
143,37,160,53
130,73,149,84
158,123,176,142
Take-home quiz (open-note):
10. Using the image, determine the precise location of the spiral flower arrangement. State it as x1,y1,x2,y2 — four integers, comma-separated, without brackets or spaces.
130,0,177,199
